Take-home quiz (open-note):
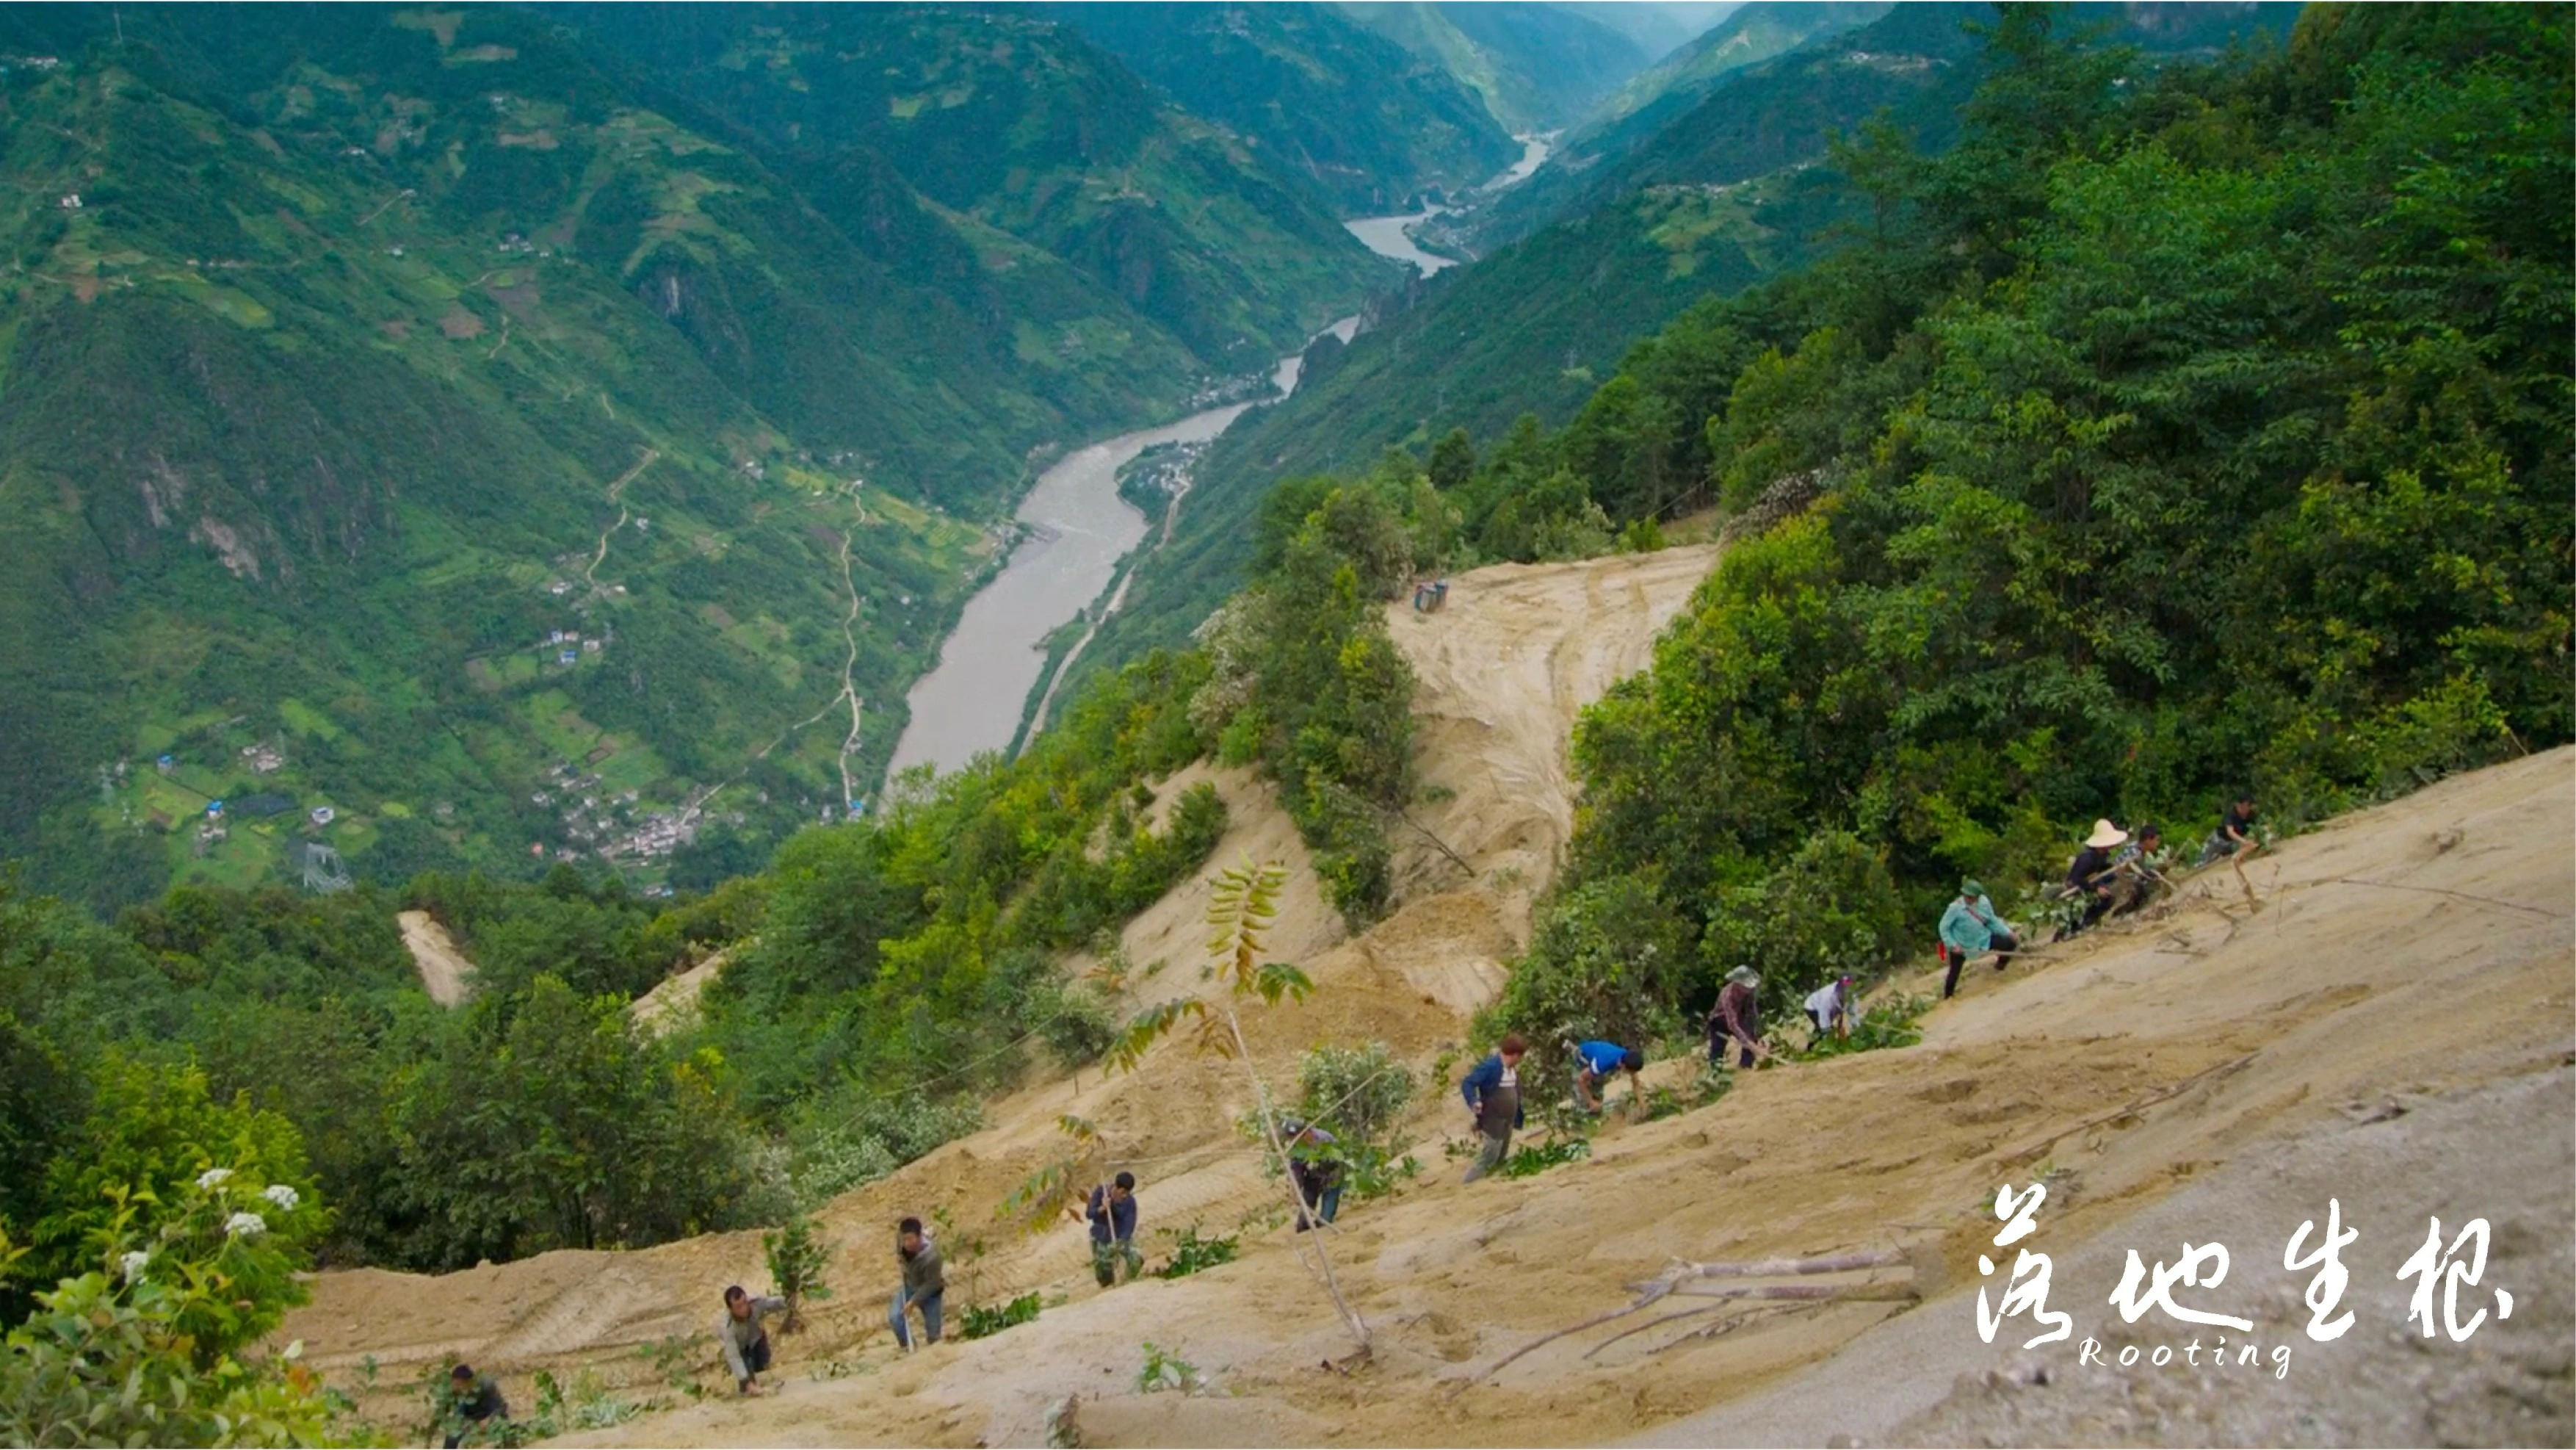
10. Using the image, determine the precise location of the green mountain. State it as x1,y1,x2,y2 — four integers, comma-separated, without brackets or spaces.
1336,1,1649,131
1486,1,2301,249
1051,3,1520,214
1583,1,1894,141
1549,2,1737,63
0,3,1384,910
568,4,1393,368
1077,1,2304,685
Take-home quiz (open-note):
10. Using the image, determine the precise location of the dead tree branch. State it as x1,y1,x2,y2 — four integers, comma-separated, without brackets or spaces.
1470,1248,1911,1384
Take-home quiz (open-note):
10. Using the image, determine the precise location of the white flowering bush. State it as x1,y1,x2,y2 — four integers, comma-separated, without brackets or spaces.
0,1173,350,1446
62,1167,322,1366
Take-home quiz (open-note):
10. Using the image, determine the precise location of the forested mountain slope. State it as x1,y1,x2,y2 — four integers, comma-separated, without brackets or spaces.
1479,0,2296,249
1336,1,1649,131
1577,1,1894,159
0,2,1387,909
568,4,1391,369
1052,1,1519,214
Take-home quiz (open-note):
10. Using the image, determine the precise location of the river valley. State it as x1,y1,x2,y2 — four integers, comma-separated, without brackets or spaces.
883,135,1554,782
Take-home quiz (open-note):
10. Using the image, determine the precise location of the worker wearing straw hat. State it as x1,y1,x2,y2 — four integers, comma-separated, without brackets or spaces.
1707,964,1766,1069
2064,818,2130,936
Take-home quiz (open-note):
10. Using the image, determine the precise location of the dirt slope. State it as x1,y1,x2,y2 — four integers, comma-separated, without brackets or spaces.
632,950,730,1037
398,909,475,1008
286,549,2572,1449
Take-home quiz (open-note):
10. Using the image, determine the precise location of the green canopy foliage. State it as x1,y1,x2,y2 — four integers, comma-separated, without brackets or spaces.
1477,4,2570,1031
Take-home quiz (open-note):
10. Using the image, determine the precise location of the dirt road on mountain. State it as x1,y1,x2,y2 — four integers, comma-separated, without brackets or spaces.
286,545,2572,1449
397,909,474,1007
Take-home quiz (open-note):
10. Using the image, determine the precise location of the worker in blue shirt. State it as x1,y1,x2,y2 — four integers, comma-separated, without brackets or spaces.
1570,1039,1644,1117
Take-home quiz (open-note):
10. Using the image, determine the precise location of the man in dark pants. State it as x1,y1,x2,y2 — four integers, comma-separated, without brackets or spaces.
889,1216,945,1350
1458,1034,1527,1183
717,1285,786,1395
2063,819,2129,935
443,1365,508,1448
1281,1119,1344,1230
1079,1172,1141,1286
2199,794,2261,865
1708,966,1765,1068
1938,881,2019,998
2110,823,2168,917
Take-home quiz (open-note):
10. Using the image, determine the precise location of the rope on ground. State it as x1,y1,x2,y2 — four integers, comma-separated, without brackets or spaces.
2316,876,2559,918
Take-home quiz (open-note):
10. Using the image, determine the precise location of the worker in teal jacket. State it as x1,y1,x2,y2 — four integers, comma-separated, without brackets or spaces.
1937,879,2019,998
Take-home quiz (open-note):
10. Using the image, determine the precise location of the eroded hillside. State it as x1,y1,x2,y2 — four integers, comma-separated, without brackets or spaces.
284,545,2574,1449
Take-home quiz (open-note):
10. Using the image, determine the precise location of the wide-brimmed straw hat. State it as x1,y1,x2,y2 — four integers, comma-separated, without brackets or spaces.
1723,964,1759,986
2085,818,2130,848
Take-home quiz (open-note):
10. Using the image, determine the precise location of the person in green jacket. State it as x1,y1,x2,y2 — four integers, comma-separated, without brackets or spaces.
1938,880,2019,999
889,1216,945,1350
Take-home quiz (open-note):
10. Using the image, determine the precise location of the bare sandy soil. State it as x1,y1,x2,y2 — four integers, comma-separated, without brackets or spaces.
397,909,475,1008
631,950,730,1037
289,547,2573,1449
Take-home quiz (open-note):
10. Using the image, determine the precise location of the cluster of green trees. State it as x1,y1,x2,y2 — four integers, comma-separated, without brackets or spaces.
0,870,768,1278
1483,3,2570,1047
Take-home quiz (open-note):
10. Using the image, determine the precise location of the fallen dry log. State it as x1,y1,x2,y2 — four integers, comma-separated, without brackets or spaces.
1469,1247,1911,1383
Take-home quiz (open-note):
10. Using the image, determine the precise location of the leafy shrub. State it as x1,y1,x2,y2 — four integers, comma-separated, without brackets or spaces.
1135,1342,1204,1395
761,1216,833,1332
1337,1144,1422,1203
1795,995,1931,1060
383,978,775,1269
523,1368,641,1439
1641,1062,1734,1121
1497,1135,1591,1180
0,1175,349,1448
958,1291,1042,1341
1295,1042,1415,1144
16,1058,321,1356
1491,875,1693,1068
1029,978,1121,1071
1701,830,1911,1005
785,1090,981,1209
1152,1225,1240,1280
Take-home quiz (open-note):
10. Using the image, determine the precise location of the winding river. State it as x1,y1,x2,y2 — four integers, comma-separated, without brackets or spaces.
884,134,1552,782
1339,133,1555,278
883,342,1338,782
